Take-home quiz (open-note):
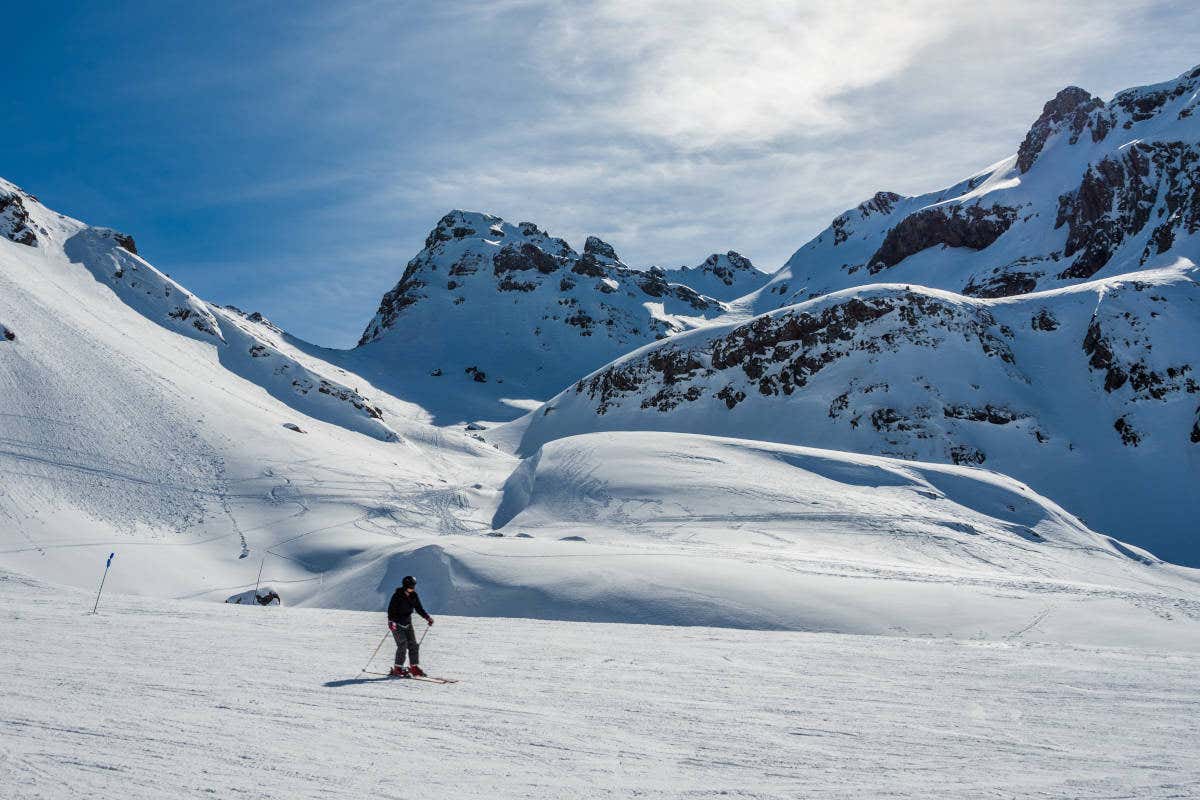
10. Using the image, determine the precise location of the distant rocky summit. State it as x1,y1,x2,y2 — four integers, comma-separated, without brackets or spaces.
355,211,737,398
749,64,1200,311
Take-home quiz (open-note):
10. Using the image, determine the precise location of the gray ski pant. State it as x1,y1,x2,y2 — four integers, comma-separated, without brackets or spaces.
393,622,419,666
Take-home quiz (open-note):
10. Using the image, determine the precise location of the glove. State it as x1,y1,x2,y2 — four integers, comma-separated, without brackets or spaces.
388,621,398,632
425,617,434,627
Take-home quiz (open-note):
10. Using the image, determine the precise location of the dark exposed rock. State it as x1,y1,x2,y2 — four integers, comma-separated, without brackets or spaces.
868,204,1018,273
1017,87,1106,173
0,192,38,247
1082,319,1127,392
831,192,904,247
1113,69,1199,124
859,191,902,217
358,258,425,344
1056,141,1200,280
636,267,669,297
573,290,1018,424
1192,408,1200,444
465,366,488,383
314,380,384,419
571,253,610,278
944,404,1022,425
1031,310,1059,331
1,324,14,342
113,232,138,255
699,251,756,285
493,242,561,275
583,236,619,261
497,275,538,292
1113,415,1141,446
715,385,746,410
962,269,1041,298
949,445,986,465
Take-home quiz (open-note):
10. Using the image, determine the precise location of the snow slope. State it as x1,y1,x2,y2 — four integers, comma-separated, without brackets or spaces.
512,264,1200,565
3,570,1199,799
0,177,512,603
741,65,1200,313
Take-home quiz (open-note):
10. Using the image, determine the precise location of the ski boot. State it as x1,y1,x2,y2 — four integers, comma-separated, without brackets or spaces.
389,665,410,677
408,665,427,678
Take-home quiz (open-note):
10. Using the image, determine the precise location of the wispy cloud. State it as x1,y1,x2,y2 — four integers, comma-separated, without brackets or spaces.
534,1,950,148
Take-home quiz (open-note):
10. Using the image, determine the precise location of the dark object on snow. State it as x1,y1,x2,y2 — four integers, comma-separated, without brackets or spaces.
282,422,306,433
256,590,281,606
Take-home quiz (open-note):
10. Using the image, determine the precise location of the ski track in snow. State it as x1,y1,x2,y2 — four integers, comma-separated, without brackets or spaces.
1,573,1198,799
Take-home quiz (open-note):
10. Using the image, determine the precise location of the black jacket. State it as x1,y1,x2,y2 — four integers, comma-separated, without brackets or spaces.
388,588,431,624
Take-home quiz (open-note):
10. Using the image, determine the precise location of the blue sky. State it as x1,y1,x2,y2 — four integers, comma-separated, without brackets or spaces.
4,1,1198,346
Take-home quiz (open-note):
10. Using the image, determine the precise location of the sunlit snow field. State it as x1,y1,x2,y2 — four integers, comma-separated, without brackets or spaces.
2,571,1198,799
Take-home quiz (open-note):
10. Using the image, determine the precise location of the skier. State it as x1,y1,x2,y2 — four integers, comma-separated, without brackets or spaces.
387,575,434,677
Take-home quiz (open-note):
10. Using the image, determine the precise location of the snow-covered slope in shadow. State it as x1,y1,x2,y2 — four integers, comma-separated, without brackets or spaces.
305,432,1200,648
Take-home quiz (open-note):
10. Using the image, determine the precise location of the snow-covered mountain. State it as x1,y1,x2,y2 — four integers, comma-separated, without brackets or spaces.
658,250,769,301
742,64,1200,312
351,212,736,419
4,172,1197,639
510,262,1200,565
505,66,1200,566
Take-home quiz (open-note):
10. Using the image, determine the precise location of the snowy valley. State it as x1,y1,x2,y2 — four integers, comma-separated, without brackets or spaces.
2,60,1200,799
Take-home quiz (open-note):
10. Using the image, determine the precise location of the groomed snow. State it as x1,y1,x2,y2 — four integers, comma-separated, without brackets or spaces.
2,570,1198,799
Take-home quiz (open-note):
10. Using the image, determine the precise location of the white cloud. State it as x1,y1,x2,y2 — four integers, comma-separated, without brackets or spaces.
536,1,951,148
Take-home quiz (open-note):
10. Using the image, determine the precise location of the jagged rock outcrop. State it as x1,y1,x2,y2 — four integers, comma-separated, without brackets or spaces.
0,190,39,247
1055,141,1200,279
1016,87,1109,173
868,204,1020,273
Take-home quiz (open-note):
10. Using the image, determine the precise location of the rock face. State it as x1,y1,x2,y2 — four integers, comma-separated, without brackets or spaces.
749,64,1200,310
516,264,1200,564
0,189,40,247
868,205,1019,273
658,251,769,302
1016,87,1107,174
1055,141,1200,280
356,211,729,399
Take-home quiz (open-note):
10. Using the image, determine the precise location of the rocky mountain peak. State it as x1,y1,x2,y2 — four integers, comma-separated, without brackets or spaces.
1016,86,1105,173
583,236,619,261
355,210,732,397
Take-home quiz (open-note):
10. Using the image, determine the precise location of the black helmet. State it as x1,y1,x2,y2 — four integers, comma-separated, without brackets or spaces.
401,575,416,589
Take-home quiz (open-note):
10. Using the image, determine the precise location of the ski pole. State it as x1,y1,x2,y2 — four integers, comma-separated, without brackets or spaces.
91,552,115,614
418,622,432,646
361,629,391,673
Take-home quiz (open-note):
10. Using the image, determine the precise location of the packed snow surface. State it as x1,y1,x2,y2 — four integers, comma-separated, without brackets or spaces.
2,571,1198,799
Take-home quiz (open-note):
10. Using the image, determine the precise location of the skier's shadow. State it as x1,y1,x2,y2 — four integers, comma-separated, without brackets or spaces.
324,675,395,688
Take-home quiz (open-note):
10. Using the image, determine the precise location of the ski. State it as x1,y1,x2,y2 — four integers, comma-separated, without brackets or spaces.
361,670,459,684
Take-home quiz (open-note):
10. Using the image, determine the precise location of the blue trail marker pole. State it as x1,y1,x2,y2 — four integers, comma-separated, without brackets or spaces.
91,552,115,614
